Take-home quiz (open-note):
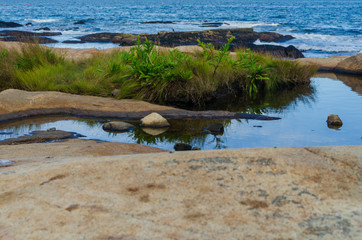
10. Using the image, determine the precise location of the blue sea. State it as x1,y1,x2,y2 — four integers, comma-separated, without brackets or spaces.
0,0,361,57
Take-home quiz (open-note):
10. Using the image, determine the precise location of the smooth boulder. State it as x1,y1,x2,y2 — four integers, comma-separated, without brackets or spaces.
140,112,170,128
102,121,134,132
335,53,362,75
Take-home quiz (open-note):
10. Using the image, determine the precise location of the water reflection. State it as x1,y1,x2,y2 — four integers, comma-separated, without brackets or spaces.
0,76,361,149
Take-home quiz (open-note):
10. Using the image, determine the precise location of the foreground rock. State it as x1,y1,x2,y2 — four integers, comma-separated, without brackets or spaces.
0,89,280,122
0,145,360,239
79,28,304,58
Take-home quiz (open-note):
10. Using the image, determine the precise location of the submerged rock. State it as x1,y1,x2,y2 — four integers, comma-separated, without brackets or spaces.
204,123,224,135
174,143,192,151
35,27,51,31
140,112,170,128
102,121,135,132
0,130,75,145
74,20,86,25
327,114,343,128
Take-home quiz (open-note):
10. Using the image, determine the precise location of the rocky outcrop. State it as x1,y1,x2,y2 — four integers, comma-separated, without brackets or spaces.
296,54,362,75
0,21,22,28
0,30,61,43
0,89,280,122
78,28,303,58
335,53,362,75
0,145,361,239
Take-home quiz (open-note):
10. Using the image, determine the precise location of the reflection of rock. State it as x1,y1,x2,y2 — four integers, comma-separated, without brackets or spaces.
314,73,362,96
102,121,134,132
174,143,192,151
0,130,75,145
327,114,343,129
335,53,362,75
141,127,168,136
204,123,224,135
141,112,170,128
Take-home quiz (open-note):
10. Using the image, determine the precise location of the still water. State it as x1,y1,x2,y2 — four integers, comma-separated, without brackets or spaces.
0,74,361,150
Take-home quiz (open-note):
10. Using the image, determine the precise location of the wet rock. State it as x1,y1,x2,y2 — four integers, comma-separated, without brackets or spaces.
200,22,223,27
47,127,56,132
327,114,343,128
0,21,23,28
35,27,51,31
25,22,33,26
102,121,135,132
335,53,362,75
79,28,303,58
140,112,170,128
0,130,75,145
140,21,174,24
204,123,224,135
174,143,192,151
327,115,343,130
63,40,86,44
141,127,168,136
74,20,86,25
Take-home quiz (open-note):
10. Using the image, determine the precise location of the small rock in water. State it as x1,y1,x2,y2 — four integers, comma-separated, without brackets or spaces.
0,160,15,167
174,143,192,151
204,123,224,135
140,112,170,128
327,114,343,128
253,125,263,128
192,147,201,150
102,121,135,132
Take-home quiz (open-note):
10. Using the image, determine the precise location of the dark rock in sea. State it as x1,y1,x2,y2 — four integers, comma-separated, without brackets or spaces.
258,32,294,42
0,36,58,44
0,21,23,28
200,22,223,27
327,114,343,129
140,21,174,24
204,123,224,135
25,22,33,26
0,130,75,145
102,121,135,132
35,27,51,31
63,40,86,44
0,30,62,37
78,28,302,58
174,143,192,151
74,20,86,25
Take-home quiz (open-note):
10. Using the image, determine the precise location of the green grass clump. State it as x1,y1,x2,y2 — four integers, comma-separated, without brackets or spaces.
0,39,317,106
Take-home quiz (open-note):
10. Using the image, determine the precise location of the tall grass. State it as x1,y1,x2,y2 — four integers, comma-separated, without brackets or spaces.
0,39,317,106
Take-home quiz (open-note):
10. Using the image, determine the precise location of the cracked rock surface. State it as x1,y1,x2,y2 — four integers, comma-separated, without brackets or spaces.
0,145,361,239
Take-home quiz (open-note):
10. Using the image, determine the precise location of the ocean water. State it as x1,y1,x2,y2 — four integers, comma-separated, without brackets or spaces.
0,0,361,57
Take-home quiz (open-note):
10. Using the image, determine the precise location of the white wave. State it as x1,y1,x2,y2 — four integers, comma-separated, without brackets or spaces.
27,18,59,23
224,21,279,28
